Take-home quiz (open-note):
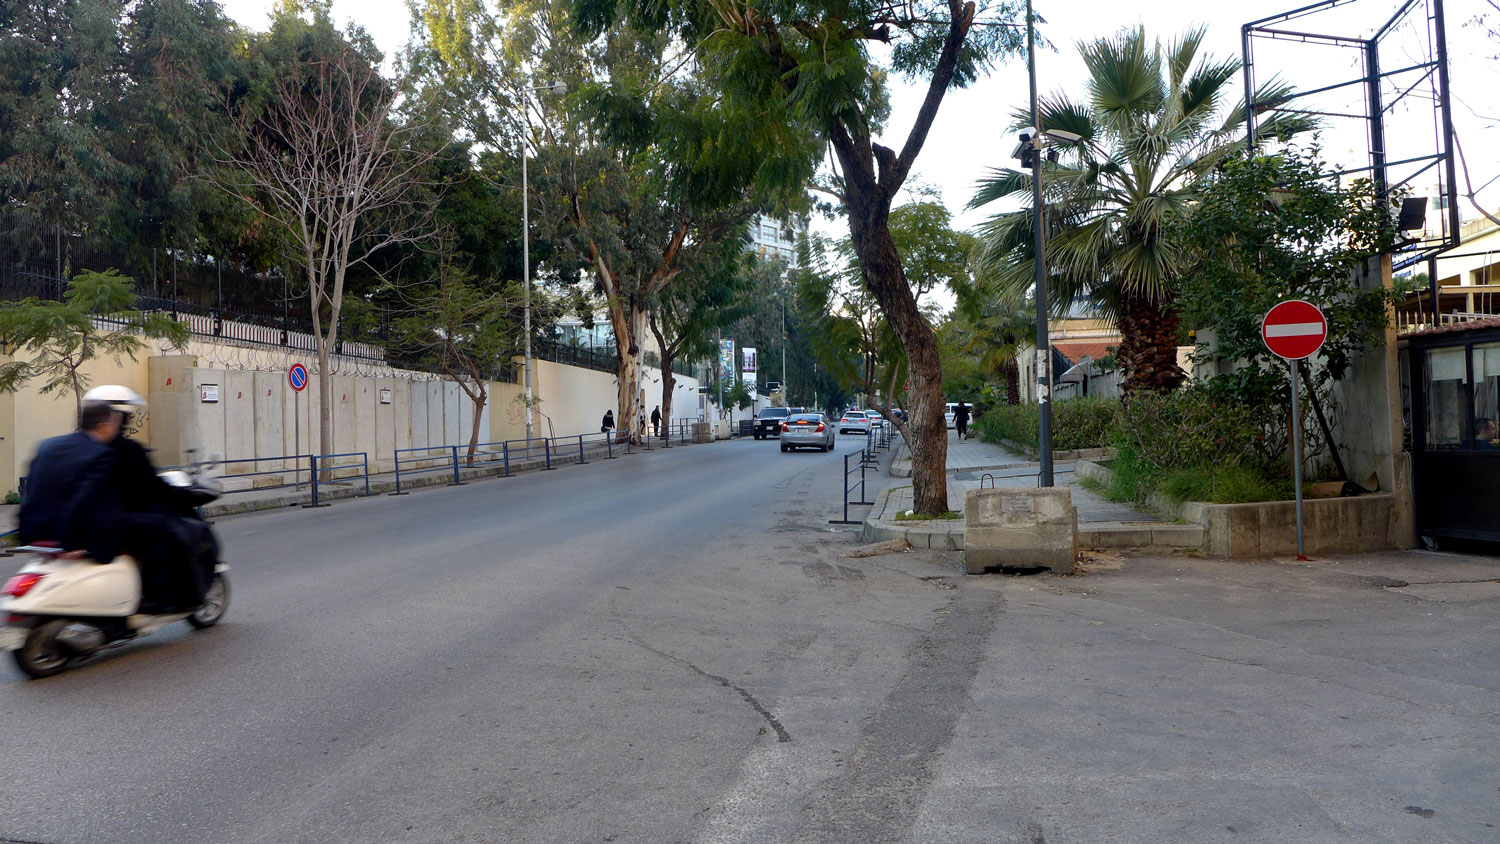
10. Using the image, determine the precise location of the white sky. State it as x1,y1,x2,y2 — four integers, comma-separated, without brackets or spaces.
220,0,1499,240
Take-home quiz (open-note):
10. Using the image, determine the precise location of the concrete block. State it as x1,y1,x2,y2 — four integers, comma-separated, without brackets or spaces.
963,487,1076,575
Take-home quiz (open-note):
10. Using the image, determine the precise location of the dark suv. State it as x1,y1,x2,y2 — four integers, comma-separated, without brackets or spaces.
754,406,791,440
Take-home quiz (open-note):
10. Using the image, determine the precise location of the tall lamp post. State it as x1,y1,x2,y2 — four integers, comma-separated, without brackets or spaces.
1017,2,1079,488
521,80,568,442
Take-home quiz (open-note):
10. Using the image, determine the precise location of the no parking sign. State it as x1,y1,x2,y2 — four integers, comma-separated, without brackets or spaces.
288,363,308,392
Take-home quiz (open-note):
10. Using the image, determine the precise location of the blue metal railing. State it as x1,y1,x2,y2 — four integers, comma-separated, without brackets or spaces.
305,452,371,507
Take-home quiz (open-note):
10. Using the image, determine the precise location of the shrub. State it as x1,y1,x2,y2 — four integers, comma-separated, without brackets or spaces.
1104,386,1293,506
974,396,1120,452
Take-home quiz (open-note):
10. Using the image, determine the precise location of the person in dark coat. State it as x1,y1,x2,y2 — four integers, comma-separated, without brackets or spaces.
954,401,971,441
18,401,124,563
108,434,214,610
651,406,662,438
601,410,615,435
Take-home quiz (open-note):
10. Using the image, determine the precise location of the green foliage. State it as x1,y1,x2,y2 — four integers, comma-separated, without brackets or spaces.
0,270,190,405
1178,148,1401,398
3,491,20,507
970,27,1314,394
973,396,1120,452
723,378,754,412
1101,386,1293,506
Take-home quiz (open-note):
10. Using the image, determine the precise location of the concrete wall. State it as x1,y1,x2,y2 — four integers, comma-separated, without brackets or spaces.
2,331,703,491
1193,494,1399,558
1329,255,1416,548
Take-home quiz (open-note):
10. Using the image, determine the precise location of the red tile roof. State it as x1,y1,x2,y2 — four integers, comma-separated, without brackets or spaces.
1052,342,1114,366
1404,317,1500,338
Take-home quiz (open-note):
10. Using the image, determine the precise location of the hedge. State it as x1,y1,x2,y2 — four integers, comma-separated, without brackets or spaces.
973,396,1120,453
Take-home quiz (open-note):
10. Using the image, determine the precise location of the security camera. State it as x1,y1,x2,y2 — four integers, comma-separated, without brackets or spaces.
1044,128,1084,144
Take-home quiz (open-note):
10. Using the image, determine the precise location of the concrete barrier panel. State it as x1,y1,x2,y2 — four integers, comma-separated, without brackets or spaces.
391,380,412,455
426,381,445,449
252,371,283,471
444,382,462,447
410,382,429,450
188,368,228,463
223,370,255,462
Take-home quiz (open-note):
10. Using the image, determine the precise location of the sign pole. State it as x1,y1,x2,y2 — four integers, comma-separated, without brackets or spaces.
1289,359,1306,561
1261,299,1326,562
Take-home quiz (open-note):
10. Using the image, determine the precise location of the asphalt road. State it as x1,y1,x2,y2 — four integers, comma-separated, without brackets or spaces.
5,435,1498,844
1,435,972,844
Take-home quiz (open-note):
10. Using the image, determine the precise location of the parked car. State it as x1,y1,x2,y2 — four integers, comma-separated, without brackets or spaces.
780,413,836,452
753,406,791,440
838,410,871,435
865,410,885,430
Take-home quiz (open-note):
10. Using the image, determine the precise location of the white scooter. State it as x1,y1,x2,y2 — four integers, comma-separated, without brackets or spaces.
1,466,229,679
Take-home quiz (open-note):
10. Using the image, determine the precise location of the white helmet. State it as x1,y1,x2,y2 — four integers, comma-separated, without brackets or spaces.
83,385,146,414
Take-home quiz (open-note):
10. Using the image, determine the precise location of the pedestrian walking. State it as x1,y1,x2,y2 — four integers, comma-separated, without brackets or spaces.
954,401,971,441
601,409,615,437
650,406,662,438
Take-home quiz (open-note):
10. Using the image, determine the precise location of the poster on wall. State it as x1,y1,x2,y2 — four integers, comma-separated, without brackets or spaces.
200,384,219,403
379,388,392,405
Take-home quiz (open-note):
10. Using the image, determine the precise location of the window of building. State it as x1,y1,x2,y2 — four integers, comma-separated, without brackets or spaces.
1474,343,1500,449
1425,347,1468,449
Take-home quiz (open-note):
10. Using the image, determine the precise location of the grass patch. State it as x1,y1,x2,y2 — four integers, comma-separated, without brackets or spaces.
1101,448,1292,507
893,510,964,521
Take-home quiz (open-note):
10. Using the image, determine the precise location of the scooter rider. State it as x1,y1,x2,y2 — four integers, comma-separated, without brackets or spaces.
17,400,125,564
81,385,212,612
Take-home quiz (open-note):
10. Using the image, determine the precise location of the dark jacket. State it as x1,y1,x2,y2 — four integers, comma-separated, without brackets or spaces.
650,408,662,424
110,436,188,514
18,431,122,561
601,412,615,431
954,404,971,423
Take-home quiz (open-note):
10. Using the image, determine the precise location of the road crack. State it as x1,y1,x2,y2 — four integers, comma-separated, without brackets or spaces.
611,598,791,743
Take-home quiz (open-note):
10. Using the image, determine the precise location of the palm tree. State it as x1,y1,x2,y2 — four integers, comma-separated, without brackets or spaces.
947,279,1032,406
970,27,1306,395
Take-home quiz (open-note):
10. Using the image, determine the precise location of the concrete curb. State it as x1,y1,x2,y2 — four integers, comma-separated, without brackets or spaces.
860,487,965,551
890,442,912,478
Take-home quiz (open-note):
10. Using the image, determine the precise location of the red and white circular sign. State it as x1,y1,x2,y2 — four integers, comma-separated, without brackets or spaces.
1261,300,1328,360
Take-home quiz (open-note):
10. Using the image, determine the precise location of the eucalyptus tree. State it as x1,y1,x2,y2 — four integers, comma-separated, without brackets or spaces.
416,0,816,442
571,0,1028,513
970,27,1307,395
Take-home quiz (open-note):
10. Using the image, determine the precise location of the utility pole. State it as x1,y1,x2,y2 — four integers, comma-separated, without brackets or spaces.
1026,0,1055,487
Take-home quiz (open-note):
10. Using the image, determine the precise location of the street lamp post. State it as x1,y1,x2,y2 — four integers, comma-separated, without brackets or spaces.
1025,0,1055,487
521,80,568,443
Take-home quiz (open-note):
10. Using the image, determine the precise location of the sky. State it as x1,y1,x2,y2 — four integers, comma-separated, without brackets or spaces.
219,0,1500,243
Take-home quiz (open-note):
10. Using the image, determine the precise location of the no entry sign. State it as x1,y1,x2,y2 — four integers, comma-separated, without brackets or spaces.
288,363,309,392
1261,300,1328,360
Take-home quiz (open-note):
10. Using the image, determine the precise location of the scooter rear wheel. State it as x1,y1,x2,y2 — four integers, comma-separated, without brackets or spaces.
187,574,230,629
13,620,72,679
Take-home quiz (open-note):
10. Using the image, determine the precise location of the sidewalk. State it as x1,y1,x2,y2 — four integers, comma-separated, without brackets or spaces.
868,433,1198,551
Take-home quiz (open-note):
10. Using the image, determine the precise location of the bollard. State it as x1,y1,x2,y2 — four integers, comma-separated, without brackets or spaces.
542,438,556,470
577,434,589,465
502,441,511,476
604,433,615,459
362,453,372,496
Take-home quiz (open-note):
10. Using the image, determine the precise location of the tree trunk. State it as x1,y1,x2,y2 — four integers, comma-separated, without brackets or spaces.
1116,293,1185,397
1004,356,1021,406
847,203,949,515
660,364,676,440
467,386,486,465
610,301,647,445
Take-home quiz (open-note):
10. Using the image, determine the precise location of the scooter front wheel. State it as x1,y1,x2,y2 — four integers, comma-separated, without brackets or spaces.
13,620,72,679
188,573,230,629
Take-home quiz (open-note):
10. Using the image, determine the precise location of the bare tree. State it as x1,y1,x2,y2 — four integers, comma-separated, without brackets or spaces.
221,49,438,458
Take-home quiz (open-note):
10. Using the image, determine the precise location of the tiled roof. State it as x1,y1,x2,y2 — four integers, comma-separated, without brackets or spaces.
1404,317,1500,338
1052,341,1114,365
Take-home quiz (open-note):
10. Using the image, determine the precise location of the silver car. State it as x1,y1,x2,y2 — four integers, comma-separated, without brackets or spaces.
780,413,836,452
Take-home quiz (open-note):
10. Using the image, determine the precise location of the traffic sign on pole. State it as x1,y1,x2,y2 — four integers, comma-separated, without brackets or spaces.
288,363,308,392
1262,300,1326,562
1261,299,1328,360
